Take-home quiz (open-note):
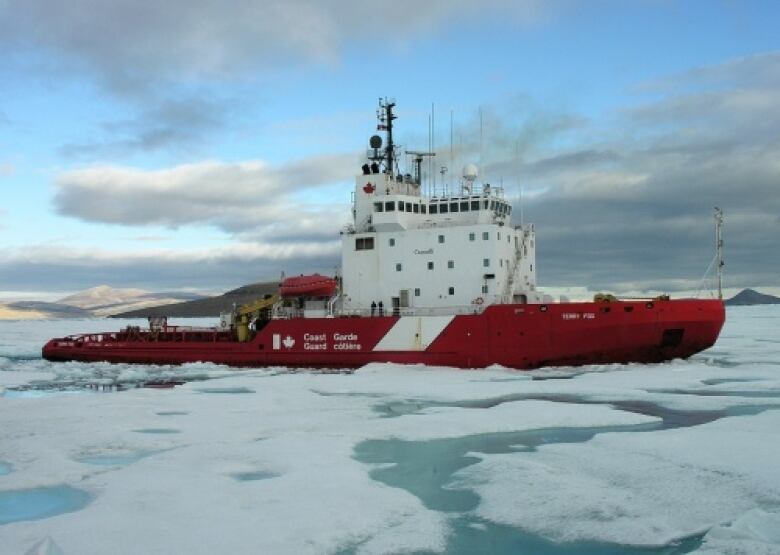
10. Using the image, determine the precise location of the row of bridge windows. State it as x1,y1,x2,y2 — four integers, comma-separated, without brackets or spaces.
373,199,511,216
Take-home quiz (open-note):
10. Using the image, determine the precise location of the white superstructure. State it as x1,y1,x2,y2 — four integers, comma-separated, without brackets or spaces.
340,100,543,316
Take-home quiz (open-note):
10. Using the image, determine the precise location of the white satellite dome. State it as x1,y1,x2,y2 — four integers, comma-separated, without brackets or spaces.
463,164,478,181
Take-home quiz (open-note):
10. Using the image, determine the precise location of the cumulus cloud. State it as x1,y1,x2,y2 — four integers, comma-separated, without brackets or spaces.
53,152,358,236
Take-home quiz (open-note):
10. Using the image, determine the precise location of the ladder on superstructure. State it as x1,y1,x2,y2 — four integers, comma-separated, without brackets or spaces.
503,235,524,303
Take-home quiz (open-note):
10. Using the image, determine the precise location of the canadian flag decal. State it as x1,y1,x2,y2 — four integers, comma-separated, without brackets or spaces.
363,182,375,194
282,335,295,349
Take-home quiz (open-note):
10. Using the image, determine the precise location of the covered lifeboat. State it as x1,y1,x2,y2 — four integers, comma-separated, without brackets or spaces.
280,274,337,298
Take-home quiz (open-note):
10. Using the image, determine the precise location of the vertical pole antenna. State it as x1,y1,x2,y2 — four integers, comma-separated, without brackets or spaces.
450,110,454,191
428,113,432,196
431,102,436,193
715,207,724,300
479,107,483,169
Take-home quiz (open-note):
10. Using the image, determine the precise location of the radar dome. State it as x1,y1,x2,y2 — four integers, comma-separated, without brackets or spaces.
463,164,478,181
369,135,383,149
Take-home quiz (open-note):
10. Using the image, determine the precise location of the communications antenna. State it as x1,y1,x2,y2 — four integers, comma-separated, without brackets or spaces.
715,207,724,300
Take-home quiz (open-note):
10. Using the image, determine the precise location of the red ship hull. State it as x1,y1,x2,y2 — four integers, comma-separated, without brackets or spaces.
42,299,725,370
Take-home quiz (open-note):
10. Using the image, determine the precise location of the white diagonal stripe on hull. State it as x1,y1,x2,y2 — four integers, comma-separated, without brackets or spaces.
372,316,454,351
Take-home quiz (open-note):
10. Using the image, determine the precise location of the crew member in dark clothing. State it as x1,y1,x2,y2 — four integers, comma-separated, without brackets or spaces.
378,301,384,316
371,301,377,316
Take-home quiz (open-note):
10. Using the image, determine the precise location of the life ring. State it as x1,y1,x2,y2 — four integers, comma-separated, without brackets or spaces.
220,320,228,328
474,297,484,305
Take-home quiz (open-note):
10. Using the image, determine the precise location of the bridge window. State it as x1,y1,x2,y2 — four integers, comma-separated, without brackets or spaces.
413,204,419,213
385,201,395,212
438,234,445,244
483,200,489,209
405,202,412,212
482,232,489,240
448,260,454,269
374,202,383,212
448,287,455,295
471,200,480,210
450,202,459,213
421,204,427,214
490,200,496,210
389,238,395,246
460,201,469,211
355,237,374,250
440,204,449,214
429,204,438,214
398,202,404,212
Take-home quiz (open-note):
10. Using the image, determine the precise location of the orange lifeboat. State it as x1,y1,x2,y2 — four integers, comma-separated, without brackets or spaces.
280,274,337,298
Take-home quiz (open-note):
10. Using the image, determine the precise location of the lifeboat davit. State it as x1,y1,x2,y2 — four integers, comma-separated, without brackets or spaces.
280,274,337,298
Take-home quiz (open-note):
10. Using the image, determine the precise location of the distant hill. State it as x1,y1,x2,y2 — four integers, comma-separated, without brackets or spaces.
113,281,280,318
56,285,204,316
0,285,208,320
7,301,93,318
725,288,780,306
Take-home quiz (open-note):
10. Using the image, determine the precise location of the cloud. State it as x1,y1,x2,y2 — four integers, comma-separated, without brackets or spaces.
25,50,780,294
0,1,554,157
53,152,358,237
0,241,340,292
0,1,550,95
59,96,236,157
512,54,780,294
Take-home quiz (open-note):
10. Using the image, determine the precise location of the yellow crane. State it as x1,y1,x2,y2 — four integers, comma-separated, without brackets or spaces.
235,294,279,342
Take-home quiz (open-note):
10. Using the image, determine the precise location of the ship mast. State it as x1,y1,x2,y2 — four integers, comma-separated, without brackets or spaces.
714,207,724,300
377,98,397,176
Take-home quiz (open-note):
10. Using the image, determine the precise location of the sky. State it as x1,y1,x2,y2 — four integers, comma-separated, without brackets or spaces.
1,0,779,300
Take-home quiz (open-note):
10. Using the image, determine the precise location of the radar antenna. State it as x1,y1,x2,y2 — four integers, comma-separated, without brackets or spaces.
405,150,435,187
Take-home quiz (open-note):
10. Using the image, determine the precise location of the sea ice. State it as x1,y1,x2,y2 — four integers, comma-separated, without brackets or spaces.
453,409,780,547
0,306,778,554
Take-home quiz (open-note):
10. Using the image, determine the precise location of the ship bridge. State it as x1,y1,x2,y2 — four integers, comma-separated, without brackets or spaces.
339,99,543,317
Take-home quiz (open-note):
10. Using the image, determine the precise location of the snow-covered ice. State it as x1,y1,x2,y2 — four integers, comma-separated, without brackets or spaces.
1,307,779,554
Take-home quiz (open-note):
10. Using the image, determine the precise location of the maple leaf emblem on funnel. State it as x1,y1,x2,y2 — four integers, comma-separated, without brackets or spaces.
282,336,295,349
